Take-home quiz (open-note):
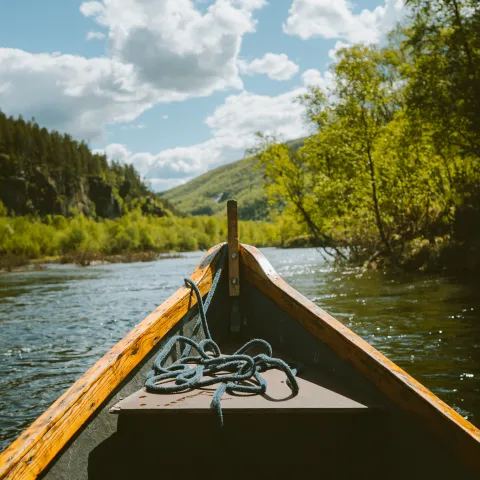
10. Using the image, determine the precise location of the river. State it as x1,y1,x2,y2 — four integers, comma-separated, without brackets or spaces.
1,247,479,451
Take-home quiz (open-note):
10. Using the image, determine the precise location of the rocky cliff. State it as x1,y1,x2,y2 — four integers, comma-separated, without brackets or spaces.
0,168,123,218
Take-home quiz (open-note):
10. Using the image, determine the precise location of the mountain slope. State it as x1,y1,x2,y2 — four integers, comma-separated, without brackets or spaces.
161,156,266,220
161,138,305,220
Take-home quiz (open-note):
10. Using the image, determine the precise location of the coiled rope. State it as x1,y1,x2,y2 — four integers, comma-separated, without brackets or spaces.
145,246,299,426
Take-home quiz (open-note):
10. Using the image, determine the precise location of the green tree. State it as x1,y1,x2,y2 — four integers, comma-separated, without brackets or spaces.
404,0,480,156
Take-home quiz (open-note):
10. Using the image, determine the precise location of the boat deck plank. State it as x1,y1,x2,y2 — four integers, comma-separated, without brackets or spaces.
111,368,377,414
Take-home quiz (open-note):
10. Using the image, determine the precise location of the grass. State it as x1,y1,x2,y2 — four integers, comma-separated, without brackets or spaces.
160,139,305,220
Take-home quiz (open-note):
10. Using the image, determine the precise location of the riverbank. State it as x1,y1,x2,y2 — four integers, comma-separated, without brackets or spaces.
280,233,480,276
2,211,478,275
0,251,187,273
0,212,283,272
3,235,479,276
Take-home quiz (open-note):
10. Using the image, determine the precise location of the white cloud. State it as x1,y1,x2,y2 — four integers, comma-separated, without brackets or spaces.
101,86,314,191
205,89,309,145
283,0,405,44
149,177,189,191
0,48,155,141
86,31,106,40
81,0,266,93
97,143,132,164
238,53,299,81
328,40,351,60
79,1,105,18
0,0,267,140
301,68,334,90
162,114,168,120
98,65,347,191
120,123,145,130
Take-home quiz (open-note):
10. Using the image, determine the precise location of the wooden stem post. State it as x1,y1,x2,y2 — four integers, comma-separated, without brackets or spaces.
227,200,241,334
227,200,240,296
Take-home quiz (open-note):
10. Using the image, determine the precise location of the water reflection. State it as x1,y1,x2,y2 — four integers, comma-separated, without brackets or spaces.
0,248,479,451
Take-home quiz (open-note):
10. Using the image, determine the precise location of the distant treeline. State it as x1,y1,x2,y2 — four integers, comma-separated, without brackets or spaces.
0,110,175,218
251,0,480,273
0,205,284,269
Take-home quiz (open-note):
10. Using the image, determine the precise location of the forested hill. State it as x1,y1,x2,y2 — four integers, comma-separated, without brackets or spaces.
161,138,305,220
160,156,266,220
0,111,172,218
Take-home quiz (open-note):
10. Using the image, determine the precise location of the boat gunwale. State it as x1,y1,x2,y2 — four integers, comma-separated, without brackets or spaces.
0,243,226,480
240,243,480,474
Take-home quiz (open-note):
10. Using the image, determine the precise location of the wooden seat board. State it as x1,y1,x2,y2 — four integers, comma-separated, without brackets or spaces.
111,369,376,414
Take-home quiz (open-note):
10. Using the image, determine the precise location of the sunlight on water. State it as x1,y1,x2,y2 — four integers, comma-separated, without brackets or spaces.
1,247,479,451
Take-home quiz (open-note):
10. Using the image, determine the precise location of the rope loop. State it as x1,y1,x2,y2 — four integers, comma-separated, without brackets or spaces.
145,245,300,425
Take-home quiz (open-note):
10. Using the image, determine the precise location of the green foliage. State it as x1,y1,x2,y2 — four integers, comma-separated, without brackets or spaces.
0,201,7,217
0,111,172,218
160,157,266,220
0,212,283,264
404,0,480,156
161,138,305,221
251,1,480,271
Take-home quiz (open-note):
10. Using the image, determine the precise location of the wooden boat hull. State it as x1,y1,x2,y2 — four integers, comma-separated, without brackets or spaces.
1,243,479,479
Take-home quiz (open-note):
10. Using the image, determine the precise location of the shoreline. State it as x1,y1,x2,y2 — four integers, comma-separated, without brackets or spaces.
0,251,187,273
2,244,479,277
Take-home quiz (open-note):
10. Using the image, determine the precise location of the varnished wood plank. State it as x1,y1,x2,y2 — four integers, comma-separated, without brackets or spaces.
239,243,480,474
227,199,240,296
0,243,225,480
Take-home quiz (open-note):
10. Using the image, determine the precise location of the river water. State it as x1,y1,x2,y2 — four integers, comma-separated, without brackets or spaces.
1,247,479,451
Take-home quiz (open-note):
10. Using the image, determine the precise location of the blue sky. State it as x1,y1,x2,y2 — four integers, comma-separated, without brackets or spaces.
0,0,404,190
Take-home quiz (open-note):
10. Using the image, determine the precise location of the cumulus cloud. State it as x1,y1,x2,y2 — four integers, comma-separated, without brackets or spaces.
95,143,158,177
0,48,155,141
81,0,267,93
100,85,315,190
96,63,346,191
238,53,299,81
283,0,405,44
205,89,309,145
0,0,267,140
97,143,131,164
301,68,334,91
86,31,106,40
328,40,351,60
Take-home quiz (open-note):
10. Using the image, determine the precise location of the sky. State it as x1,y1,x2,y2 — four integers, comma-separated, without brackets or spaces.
0,0,404,191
